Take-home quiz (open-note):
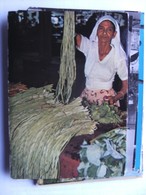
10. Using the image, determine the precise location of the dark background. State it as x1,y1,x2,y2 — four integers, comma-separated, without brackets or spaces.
8,9,130,109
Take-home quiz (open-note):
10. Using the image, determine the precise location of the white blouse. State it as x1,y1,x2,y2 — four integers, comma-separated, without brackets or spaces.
77,35,128,90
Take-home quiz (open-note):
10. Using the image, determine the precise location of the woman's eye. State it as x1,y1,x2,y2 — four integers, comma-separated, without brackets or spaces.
98,27,104,31
107,28,114,33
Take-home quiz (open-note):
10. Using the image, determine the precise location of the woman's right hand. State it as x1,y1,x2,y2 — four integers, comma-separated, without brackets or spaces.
75,34,82,48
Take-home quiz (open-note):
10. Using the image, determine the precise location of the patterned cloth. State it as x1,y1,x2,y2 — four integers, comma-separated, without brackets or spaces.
80,88,120,106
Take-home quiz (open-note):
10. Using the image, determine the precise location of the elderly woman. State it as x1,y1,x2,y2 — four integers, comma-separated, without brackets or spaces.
76,15,128,106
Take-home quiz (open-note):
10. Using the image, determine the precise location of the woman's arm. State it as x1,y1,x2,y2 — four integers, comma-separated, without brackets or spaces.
116,79,128,100
75,34,82,48
109,79,128,105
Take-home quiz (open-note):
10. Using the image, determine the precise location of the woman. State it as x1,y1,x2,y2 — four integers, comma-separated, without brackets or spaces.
76,15,128,106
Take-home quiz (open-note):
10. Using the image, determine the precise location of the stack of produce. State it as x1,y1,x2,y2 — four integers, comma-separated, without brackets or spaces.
8,82,28,96
85,100,125,124
9,84,96,179
77,127,127,179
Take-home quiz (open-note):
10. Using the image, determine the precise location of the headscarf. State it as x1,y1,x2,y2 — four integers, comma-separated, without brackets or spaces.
89,15,127,60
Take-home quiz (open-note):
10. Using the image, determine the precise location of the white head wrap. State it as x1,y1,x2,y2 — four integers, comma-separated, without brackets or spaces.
89,15,126,59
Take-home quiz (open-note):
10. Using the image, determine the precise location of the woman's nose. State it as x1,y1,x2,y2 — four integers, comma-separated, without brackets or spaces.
103,29,107,34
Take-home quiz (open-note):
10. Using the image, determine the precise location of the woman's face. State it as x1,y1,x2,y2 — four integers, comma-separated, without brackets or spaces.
97,20,117,44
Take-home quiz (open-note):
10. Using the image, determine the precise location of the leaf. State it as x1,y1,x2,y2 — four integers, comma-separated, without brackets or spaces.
97,164,107,178
87,164,98,178
86,144,103,166
103,139,124,159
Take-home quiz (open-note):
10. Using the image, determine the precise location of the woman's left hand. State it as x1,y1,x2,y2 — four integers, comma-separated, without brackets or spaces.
108,96,116,105
107,96,116,105
103,96,116,105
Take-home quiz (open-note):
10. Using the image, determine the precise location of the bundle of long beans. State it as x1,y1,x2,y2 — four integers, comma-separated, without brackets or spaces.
9,85,96,179
55,11,76,104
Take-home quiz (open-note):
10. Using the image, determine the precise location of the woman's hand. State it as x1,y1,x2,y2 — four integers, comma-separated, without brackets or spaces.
75,34,82,48
104,80,128,105
108,96,117,105
104,96,116,105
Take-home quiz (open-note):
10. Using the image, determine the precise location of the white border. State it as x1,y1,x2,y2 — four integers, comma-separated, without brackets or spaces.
0,1,146,195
